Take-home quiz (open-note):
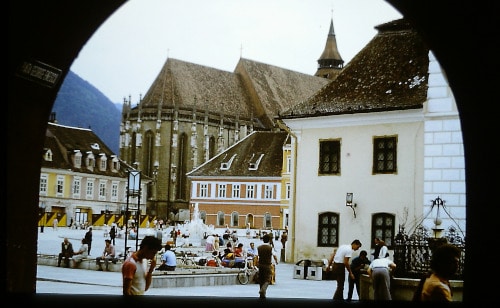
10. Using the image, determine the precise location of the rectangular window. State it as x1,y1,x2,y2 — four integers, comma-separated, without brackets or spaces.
371,213,396,249
318,212,339,247
319,140,341,175
286,155,292,173
232,184,240,198
39,174,48,196
246,185,255,199
99,181,106,200
264,185,274,199
218,184,226,198
285,182,291,199
200,184,208,197
73,177,81,197
111,182,119,201
56,176,64,196
86,180,94,199
373,136,397,173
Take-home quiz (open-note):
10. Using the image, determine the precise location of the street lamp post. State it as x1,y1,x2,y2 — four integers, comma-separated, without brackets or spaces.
124,169,141,259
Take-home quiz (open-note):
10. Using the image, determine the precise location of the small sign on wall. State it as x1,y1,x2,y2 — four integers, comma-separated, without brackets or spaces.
17,59,62,88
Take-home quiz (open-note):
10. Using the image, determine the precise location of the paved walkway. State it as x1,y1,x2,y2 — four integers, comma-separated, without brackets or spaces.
35,227,357,301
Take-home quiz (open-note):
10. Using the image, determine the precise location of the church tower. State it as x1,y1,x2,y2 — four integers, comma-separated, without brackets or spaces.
314,18,344,80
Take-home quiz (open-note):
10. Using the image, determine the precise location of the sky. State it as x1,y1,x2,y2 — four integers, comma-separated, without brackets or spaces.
70,0,402,104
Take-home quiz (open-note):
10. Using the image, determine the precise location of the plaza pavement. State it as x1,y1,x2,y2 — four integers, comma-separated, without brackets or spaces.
34,227,358,302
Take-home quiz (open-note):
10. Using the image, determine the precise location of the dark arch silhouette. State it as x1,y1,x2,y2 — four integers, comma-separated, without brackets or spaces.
8,0,496,305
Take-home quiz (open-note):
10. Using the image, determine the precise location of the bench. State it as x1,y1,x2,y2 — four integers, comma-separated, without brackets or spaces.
37,254,123,272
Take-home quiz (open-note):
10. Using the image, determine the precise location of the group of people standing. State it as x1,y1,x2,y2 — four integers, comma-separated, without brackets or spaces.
326,237,460,302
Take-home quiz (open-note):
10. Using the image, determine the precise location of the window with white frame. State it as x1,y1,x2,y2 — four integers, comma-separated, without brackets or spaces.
86,179,95,199
99,154,107,171
39,174,48,196
73,177,81,197
286,155,292,173
218,184,226,198
111,182,119,201
231,211,239,227
286,182,291,199
99,181,106,200
74,150,82,168
264,212,272,228
246,184,255,199
56,176,64,196
200,183,208,197
232,184,240,198
264,184,274,199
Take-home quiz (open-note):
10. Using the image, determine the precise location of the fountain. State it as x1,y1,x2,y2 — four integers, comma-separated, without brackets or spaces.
184,203,214,247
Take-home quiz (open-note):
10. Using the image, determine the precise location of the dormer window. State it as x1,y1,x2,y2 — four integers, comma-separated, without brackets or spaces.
248,153,264,171
98,153,107,171
86,151,95,171
220,154,237,170
73,150,82,168
90,143,100,150
43,148,53,162
110,155,120,172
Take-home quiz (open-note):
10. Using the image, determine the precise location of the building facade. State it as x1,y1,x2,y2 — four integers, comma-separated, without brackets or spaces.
39,118,150,230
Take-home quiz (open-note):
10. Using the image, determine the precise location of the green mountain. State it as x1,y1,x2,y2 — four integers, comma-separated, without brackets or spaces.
52,71,121,154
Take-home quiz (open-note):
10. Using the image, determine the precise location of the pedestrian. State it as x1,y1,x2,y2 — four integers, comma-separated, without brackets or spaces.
57,237,74,267
326,239,362,301
257,233,277,299
347,250,371,301
413,243,461,302
122,235,162,295
109,224,116,245
378,240,389,259
53,217,58,231
84,227,93,255
372,237,382,260
367,255,397,300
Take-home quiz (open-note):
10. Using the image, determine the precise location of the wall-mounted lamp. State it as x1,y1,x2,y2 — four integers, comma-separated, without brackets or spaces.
346,193,357,218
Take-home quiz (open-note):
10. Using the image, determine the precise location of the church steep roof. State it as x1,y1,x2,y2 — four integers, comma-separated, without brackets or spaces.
235,58,329,127
140,58,254,118
136,57,329,128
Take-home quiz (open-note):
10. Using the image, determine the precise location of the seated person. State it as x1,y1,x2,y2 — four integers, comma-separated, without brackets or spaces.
128,227,137,240
234,243,244,257
71,238,89,267
96,239,116,271
58,237,74,267
157,244,176,271
246,242,258,268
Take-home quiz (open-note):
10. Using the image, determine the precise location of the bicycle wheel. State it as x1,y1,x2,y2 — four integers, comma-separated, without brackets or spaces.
176,257,185,265
237,270,249,284
184,258,196,266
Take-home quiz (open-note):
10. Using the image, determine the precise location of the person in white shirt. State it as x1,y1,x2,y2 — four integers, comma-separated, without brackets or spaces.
326,239,362,301
367,256,397,300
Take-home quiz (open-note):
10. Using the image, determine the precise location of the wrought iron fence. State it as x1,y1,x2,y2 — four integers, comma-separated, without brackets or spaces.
393,224,465,279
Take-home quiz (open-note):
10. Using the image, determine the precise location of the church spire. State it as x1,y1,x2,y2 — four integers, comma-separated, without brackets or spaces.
314,17,344,80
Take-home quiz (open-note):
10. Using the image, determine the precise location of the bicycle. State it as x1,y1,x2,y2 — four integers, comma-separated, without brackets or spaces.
175,250,197,266
237,253,257,285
